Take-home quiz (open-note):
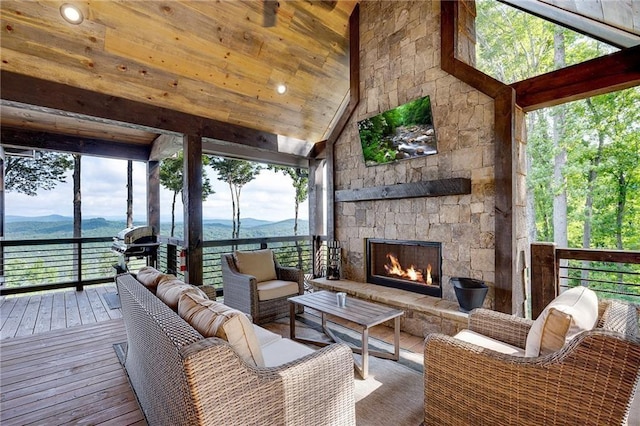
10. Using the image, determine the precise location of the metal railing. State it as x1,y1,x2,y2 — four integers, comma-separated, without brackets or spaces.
0,235,322,296
530,243,640,318
556,248,640,302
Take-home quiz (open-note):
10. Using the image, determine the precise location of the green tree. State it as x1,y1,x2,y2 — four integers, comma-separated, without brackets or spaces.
159,152,213,237
268,165,309,268
209,157,262,239
4,151,73,195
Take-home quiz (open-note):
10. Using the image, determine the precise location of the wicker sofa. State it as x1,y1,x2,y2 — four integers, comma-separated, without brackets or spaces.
116,272,356,426
424,294,640,426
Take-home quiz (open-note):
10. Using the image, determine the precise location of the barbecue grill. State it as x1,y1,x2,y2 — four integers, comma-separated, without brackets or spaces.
111,225,159,271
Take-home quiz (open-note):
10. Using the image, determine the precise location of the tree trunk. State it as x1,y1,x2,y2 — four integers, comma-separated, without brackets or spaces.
73,154,81,288
552,28,568,287
526,112,537,243
235,186,242,240
171,191,177,237
580,99,604,285
229,182,237,240
126,160,133,228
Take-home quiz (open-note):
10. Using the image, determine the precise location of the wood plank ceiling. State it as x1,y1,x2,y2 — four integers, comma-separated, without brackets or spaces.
0,0,637,162
0,1,357,160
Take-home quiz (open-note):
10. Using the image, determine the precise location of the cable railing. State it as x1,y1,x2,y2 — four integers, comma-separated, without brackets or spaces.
530,243,640,318
1,235,319,296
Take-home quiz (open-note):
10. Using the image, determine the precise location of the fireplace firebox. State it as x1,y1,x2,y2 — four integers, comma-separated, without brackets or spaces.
366,238,442,297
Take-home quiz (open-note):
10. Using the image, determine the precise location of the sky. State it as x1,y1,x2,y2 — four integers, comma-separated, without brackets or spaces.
5,156,309,223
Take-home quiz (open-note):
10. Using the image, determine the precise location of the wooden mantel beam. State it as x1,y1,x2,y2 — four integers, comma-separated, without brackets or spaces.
0,70,279,152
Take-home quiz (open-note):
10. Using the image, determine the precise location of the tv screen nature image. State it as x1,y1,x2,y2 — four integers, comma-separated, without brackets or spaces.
357,95,437,166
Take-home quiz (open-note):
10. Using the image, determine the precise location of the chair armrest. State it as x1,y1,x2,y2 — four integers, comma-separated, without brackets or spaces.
181,339,355,425
276,265,304,294
276,265,303,283
424,330,640,426
221,255,259,316
468,308,533,349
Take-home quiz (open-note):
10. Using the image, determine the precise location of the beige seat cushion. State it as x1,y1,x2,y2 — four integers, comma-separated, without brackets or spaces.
253,324,283,347
178,293,265,367
454,329,525,357
136,266,174,294
234,249,277,282
257,279,299,301
261,337,315,367
156,278,208,311
525,286,598,357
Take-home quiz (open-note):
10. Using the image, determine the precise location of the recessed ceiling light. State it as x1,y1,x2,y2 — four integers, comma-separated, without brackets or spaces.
276,84,287,95
60,4,84,24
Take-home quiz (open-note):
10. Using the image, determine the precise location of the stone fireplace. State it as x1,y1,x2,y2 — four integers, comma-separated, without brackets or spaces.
333,1,500,308
366,239,442,298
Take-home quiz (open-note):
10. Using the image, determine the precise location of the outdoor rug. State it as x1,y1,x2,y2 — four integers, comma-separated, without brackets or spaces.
353,353,424,426
264,314,425,426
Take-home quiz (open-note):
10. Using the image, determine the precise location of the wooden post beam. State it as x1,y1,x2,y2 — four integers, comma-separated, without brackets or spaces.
530,242,558,319
182,135,203,286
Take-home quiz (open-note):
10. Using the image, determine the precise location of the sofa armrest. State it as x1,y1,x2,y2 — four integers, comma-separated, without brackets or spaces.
279,343,356,425
467,308,533,349
181,339,355,425
424,330,640,426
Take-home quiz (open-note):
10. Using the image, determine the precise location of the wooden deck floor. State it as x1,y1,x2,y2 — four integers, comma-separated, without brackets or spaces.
0,285,425,425
0,318,145,425
0,284,121,340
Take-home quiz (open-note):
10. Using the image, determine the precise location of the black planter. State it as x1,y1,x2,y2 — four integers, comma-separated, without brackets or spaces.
451,277,488,313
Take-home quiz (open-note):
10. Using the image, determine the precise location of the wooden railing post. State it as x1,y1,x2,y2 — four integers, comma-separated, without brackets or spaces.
530,242,557,319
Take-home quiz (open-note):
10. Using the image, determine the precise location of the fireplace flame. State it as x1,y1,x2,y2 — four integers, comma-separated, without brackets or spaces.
384,253,430,284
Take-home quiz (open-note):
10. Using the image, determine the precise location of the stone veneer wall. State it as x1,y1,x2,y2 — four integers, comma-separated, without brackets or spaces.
334,1,497,307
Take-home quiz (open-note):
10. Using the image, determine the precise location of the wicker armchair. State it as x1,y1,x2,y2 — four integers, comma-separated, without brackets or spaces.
424,299,640,426
221,250,304,324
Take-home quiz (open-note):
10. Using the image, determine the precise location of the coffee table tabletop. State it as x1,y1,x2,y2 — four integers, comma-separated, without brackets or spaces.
288,290,404,378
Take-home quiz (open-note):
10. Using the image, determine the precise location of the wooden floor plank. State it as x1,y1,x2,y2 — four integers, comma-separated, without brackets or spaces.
87,287,113,322
1,296,29,339
64,291,82,328
0,318,145,426
0,297,18,328
50,292,67,331
76,287,97,325
33,293,54,334
95,285,123,320
15,295,41,337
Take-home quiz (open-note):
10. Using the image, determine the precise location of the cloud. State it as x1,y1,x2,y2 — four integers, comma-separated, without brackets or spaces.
5,156,309,223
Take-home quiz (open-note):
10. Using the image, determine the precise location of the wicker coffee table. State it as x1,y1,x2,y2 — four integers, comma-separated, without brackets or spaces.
288,290,404,379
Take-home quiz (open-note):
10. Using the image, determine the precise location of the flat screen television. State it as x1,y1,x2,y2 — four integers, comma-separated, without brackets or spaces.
357,95,437,167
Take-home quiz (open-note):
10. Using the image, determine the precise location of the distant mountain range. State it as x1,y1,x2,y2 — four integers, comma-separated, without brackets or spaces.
5,215,309,240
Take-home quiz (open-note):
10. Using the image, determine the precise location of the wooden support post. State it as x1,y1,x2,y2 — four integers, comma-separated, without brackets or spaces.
147,160,160,269
182,135,203,286
530,242,557,319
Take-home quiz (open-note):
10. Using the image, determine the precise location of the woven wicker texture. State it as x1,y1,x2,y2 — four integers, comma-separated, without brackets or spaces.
221,253,304,324
424,301,640,426
117,273,356,425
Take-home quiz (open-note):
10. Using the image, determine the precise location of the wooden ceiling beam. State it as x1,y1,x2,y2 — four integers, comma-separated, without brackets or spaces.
1,128,150,161
0,71,279,152
511,45,640,112
498,0,640,49
150,134,181,161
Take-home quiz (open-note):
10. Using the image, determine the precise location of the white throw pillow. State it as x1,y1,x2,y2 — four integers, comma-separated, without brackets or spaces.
178,292,265,367
234,249,277,283
525,286,598,357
